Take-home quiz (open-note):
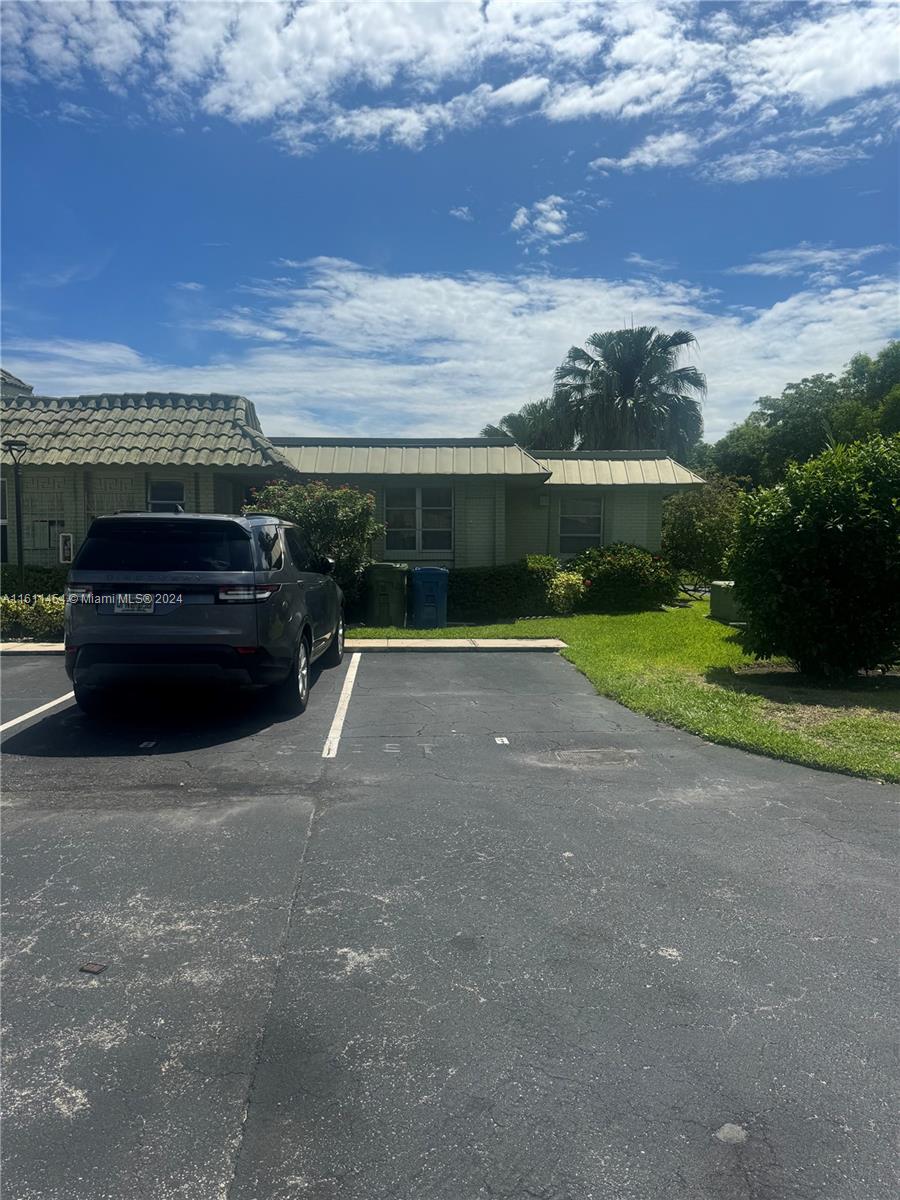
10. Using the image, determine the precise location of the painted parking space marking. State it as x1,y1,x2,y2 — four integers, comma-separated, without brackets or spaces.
322,653,362,759
495,736,509,744
0,691,75,734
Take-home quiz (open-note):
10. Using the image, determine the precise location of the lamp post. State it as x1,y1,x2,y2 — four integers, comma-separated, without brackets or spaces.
2,438,28,594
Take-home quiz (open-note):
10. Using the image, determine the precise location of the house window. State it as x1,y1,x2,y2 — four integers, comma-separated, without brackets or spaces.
148,480,185,512
32,519,66,550
0,480,7,563
559,494,604,555
385,486,453,553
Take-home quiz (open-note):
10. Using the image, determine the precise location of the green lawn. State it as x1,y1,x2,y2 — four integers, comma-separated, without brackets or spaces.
352,601,900,783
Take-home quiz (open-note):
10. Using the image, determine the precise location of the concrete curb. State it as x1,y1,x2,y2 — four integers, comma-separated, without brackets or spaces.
346,638,567,651
1,639,568,655
1,643,65,654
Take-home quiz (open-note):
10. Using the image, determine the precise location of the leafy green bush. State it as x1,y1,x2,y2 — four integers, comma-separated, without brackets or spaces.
0,595,65,639
447,556,559,622
731,435,900,678
245,479,383,608
662,474,742,586
0,565,69,597
547,571,585,615
570,543,680,612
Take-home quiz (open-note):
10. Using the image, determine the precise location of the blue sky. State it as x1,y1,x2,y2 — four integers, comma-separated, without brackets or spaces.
2,0,898,442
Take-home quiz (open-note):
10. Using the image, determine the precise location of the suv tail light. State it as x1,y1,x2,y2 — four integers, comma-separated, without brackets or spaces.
65,586,94,604
217,584,281,603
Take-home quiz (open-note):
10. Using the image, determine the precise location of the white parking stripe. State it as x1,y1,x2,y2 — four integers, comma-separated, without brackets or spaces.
1,691,75,734
322,653,361,759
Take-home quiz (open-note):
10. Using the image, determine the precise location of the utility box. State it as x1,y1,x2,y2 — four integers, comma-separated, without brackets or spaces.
709,580,744,624
409,566,449,629
366,563,408,628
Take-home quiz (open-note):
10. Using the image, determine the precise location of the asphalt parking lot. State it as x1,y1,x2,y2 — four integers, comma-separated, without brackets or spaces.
1,649,897,1200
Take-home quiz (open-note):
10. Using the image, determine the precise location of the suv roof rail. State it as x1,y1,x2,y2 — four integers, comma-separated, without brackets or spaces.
243,512,282,521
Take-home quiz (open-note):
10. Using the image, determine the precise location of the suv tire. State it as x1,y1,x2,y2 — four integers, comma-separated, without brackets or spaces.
74,684,109,717
273,636,310,713
321,609,345,667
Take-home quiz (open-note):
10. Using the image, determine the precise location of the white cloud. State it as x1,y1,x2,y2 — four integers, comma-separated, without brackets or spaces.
2,0,897,177
449,206,474,222
592,130,702,172
726,242,893,288
703,143,866,183
510,195,586,254
730,2,900,112
174,280,204,291
625,252,675,272
6,258,898,442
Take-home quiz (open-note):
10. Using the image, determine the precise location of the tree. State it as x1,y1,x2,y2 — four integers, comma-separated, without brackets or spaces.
244,479,383,607
878,384,900,436
730,435,900,678
709,412,773,487
661,473,743,587
481,397,574,452
706,341,900,487
553,326,706,458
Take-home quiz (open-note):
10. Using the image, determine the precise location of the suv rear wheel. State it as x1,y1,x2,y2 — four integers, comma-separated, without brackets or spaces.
273,635,310,712
74,683,109,718
321,609,345,667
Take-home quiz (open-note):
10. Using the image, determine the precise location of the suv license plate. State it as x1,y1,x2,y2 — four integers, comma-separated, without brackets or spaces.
114,595,154,614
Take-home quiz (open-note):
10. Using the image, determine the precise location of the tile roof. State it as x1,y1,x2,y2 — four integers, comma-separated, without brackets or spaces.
271,437,550,477
1,368,33,396
0,392,294,470
536,452,705,486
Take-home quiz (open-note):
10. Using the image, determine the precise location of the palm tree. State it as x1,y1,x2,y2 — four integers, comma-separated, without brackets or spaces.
481,397,575,452
553,326,705,458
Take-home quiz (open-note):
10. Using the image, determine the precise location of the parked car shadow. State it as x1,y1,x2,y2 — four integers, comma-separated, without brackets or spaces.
704,665,900,713
1,664,327,759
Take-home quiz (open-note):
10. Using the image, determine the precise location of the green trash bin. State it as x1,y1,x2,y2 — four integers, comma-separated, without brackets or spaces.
366,563,408,628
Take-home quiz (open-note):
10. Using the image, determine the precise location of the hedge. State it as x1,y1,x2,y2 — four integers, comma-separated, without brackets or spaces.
447,555,558,622
731,435,900,678
570,543,680,612
0,595,66,640
0,565,69,598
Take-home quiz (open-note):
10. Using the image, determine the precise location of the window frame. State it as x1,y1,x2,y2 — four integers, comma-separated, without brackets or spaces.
30,518,66,551
558,491,604,557
384,485,453,557
147,479,186,513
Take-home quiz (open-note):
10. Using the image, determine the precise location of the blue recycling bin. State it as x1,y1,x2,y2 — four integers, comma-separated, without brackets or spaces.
409,566,449,629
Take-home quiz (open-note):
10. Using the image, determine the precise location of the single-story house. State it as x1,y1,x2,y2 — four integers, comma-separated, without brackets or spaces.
259,437,704,566
0,382,704,570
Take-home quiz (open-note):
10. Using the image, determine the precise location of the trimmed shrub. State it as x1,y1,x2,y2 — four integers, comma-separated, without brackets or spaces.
0,595,65,640
570,543,680,612
547,571,585,615
0,565,69,598
730,435,900,678
662,474,742,586
245,479,383,609
447,556,559,622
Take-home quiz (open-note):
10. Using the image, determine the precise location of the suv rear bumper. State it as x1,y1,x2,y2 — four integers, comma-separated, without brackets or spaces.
67,644,288,688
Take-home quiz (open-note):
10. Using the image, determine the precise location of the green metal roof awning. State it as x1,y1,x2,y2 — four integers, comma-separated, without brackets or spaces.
536,452,705,486
271,437,550,478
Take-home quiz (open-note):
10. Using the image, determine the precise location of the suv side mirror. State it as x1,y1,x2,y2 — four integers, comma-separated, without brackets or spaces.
319,556,335,575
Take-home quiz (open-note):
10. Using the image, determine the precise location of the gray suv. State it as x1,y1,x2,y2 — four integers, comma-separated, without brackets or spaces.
64,512,344,715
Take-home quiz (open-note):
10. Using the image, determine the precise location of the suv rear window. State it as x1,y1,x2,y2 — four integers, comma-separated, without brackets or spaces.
73,520,254,572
